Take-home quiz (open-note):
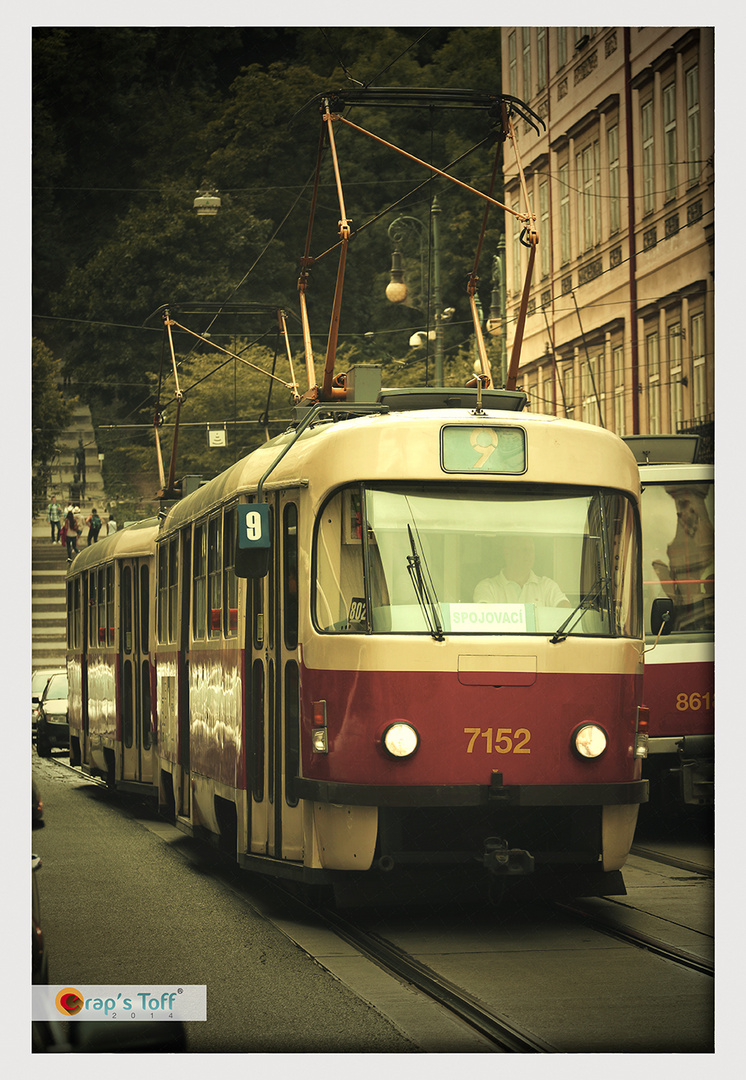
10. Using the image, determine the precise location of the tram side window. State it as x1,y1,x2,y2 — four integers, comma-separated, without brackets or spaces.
208,515,222,638
140,564,149,654
223,507,238,637
193,523,207,639
97,568,106,645
168,538,178,642
283,503,298,649
315,488,366,631
122,566,133,654
88,571,97,647
158,543,168,643
73,577,81,650
67,581,73,648
106,564,115,645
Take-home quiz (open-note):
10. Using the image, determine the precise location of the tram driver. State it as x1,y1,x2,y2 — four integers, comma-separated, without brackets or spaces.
473,535,570,608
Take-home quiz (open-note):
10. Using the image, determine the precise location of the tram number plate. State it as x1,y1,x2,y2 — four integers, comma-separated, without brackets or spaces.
238,504,271,548
464,727,531,754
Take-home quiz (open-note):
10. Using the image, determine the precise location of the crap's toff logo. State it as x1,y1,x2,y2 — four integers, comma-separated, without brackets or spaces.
55,986,182,1016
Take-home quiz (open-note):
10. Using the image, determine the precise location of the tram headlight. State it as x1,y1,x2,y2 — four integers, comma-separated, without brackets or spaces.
572,723,608,759
382,722,420,759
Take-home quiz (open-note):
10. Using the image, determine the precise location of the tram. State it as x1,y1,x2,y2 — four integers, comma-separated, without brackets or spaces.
625,435,714,814
66,85,652,901
67,518,160,791
67,381,649,903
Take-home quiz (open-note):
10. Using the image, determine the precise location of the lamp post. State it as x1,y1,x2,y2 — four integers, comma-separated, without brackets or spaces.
487,241,507,388
385,196,445,385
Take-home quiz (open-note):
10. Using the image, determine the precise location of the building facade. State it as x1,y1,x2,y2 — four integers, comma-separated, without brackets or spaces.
499,27,714,455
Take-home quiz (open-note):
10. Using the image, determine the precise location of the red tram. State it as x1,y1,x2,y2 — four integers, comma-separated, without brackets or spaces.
68,384,649,902
625,435,714,814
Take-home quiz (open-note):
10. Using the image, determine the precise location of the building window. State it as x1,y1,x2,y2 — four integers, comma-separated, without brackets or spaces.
543,375,553,414
668,322,683,430
559,162,570,265
563,360,574,416
646,330,660,434
582,351,604,426
691,312,707,418
557,27,567,69
522,28,532,99
576,140,600,252
508,31,517,98
641,100,655,214
539,178,549,277
663,82,677,200
686,65,701,185
608,124,620,234
537,28,546,90
613,345,625,436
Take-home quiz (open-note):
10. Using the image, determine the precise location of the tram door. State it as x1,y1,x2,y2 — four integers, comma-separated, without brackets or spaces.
120,559,154,784
247,493,303,862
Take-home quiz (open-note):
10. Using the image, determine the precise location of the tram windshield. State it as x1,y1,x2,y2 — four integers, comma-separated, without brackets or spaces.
640,479,714,637
314,484,640,638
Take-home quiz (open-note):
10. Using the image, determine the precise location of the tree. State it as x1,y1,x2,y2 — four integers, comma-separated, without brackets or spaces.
32,338,74,508
34,28,507,491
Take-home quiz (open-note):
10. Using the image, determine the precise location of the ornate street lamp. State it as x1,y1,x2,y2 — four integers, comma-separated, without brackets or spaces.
385,197,446,385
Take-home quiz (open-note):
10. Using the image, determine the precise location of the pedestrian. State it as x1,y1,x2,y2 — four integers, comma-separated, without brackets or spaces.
106,514,117,535
46,495,61,543
86,507,103,545
65,506,81,561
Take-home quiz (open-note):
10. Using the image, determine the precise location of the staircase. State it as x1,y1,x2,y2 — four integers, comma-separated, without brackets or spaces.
32,400,108,672
32,521,68,670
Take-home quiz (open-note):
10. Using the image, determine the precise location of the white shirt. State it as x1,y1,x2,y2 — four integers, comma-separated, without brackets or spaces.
473,569,568,607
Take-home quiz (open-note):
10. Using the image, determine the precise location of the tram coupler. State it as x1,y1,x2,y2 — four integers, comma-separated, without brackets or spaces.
482,836,535,876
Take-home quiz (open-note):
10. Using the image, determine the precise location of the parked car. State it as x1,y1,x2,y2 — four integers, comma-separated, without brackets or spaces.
32,780,47,984
32,668,64,737
35,671,69,757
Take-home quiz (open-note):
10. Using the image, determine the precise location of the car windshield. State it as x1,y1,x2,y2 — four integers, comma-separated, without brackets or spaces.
32,671,54,696
44,674,68,701
640,479,714,637
315,483,640,638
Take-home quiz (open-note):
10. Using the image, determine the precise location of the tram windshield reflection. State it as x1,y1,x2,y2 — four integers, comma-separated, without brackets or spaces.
640,481,714,637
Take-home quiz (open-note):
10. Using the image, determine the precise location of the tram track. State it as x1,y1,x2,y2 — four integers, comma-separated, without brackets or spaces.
554,892,714,978
41,755,713,1051
630,842,714,878
315,906,557,1053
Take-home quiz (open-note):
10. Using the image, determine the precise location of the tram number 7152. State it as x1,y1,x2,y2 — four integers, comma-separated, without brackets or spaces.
463,727,532,754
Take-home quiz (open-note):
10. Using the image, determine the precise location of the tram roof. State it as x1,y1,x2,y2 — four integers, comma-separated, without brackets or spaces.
158,405,641,536
67,517,159,575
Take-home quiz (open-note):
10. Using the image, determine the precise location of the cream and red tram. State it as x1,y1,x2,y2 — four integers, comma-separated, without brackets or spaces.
625,435,714,814
68,388,647,901
67,518,159,791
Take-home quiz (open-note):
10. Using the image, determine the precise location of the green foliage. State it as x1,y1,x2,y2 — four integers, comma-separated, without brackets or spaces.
32,338,74,505
34,27,507,500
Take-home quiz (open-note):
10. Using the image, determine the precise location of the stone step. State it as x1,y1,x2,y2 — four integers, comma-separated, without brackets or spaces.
33,395,108,669
33,651,67,669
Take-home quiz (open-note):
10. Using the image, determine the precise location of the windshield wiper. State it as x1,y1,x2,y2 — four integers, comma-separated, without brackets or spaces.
406,524,445,641
550,577,604,644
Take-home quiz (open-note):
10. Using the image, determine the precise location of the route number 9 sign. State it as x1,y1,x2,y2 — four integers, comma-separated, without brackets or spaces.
238,504,271,549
